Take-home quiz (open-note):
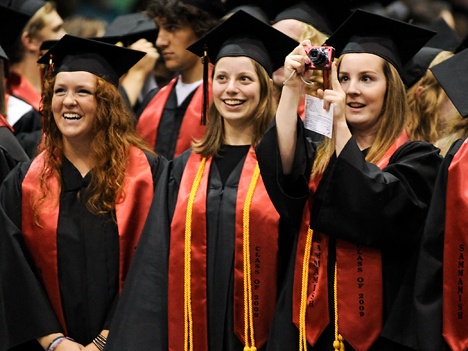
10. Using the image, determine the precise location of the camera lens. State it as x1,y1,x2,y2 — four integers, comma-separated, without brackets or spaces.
308,48,327,66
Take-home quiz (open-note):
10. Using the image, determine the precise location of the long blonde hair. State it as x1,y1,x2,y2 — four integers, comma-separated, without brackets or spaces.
312,56,407,178
406,51,455,143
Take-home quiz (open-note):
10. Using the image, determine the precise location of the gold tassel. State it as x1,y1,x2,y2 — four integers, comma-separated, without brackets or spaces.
243,163,260,351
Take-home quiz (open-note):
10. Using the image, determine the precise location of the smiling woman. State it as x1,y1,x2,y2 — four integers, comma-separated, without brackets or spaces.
105,10,298,351
0,35,167,351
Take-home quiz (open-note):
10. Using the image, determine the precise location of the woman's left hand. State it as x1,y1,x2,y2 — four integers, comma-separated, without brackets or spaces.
316,62,351,155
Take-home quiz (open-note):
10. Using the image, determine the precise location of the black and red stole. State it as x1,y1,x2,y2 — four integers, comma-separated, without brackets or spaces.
136,77,208,158
293,131,410,350
443,138,468,351
168,148,280,351
21,147,154,332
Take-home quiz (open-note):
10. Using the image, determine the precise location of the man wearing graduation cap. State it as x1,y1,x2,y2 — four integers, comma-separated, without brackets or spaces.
260,8,442,351
0,34,166,351
135,0,224,160
414,48,468,351
98,11,164,112
105,9,298,351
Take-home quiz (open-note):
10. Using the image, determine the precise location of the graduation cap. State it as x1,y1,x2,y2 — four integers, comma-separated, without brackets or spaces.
98,12,158,47
37,34,146,86
425,18,461,52
226,5,270,24
0,0,44,16
430,48,468,117
273,1,334,35
0,4,30,48
188,9,297,76
325,9,436,75
187,9,298,124
402,47,443,87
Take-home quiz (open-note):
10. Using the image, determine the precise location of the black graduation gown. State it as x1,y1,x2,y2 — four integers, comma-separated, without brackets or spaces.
106,146,296,351
413,138,464,351
0,126,29,184
258,120,442,351
0,151,165,351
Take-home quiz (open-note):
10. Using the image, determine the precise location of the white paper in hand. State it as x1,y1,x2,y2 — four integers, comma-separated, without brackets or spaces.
304,95,333,138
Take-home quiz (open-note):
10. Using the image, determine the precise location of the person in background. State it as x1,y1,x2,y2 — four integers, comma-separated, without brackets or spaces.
2,0,66,112
259,9,442,350
98,11,162,112
135,0,224,160
63,15,107,38
413,48,468,351
0,35,166,351
105,10,298,351
271,1,334,114
0,45,29,184
403,17,461,147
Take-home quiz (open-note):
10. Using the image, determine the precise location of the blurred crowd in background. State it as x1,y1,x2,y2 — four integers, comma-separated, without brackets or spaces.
58,0,468,39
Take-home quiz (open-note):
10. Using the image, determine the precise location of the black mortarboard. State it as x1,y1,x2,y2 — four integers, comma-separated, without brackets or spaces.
457,35,468,53
0,0,44,16
402,47,443,87
273,1,333,35
99,12,158,47
37,34,146,86
430,48,468,118
325,9,436,75
425,18,461,52
187,9,298,76
0,4,30,48
226,5,270,24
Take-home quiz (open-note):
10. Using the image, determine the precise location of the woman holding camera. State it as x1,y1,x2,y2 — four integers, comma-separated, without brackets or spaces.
259,9,443,351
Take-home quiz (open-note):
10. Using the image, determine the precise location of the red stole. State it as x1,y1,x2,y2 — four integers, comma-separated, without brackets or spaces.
0,114,13,132
168,149,280,351
293,131,410,350
136,77,208,157
443,138,468,351
21,147,154,332
8,72,41,111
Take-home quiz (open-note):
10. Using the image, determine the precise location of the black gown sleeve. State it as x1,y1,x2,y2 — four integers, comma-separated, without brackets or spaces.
311,137,442,250
0,163,62,351
0,127,29,184
412,139,462,351
256,117,313,229
11,109,43,159
105,151,188,351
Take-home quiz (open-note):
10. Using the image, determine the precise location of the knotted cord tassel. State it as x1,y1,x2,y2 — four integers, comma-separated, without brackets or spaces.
201,46,209,126
48,54,54,79
333,263,345,351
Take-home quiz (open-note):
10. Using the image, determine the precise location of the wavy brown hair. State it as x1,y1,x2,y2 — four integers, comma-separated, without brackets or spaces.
192,59,276,157
146,0,221,37
37,75,154,218
406,51,454,143
312,56,407,178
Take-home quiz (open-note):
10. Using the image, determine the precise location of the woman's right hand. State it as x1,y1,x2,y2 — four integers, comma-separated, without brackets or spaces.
282,40,315,91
